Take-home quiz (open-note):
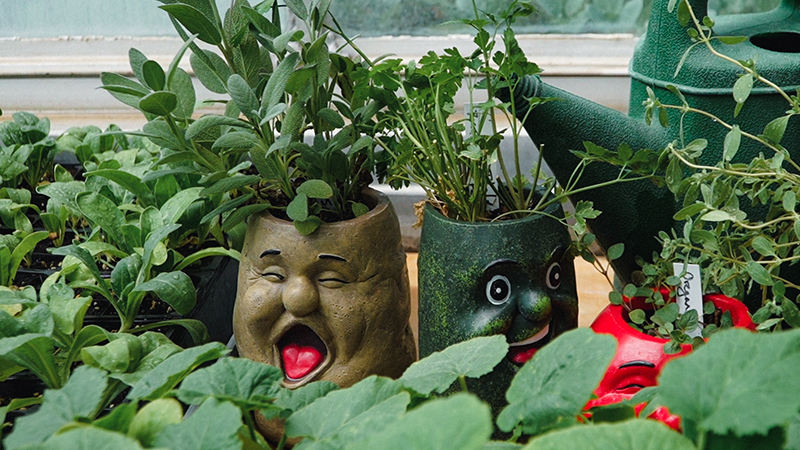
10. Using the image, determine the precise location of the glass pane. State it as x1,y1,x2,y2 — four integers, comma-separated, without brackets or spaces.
0,0,783,39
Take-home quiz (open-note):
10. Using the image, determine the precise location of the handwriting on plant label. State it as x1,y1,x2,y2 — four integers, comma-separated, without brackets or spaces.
673,263,704,338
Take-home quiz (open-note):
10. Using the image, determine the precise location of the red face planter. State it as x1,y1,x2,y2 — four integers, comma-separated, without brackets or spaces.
587,293,755,429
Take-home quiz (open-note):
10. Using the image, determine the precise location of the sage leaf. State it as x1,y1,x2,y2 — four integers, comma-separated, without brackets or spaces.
262,52,301,110
167,68,196,120
297,179,334,199
227,74,259,120
496,328,616,434
142,60,166,91
656,328,800,436
399,335,508,395
351,202,369,217
346,394,492,450
159,4,222,45
138,91,178,117
186,115,248,141
293,215,323,235
287,193,309,221
521,419,694,450
190,50,231,94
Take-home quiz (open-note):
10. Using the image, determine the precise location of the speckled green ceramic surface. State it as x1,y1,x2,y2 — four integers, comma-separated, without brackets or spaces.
417,201,578,410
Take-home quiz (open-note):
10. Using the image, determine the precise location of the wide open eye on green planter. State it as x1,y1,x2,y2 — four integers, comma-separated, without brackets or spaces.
486,274,512,305
545,261,562,290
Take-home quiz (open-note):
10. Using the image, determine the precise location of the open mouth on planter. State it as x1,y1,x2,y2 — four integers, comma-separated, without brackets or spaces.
278,325,329,382
507,324,551,365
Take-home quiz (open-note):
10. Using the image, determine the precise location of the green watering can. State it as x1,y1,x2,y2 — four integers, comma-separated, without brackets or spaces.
507,0,800,293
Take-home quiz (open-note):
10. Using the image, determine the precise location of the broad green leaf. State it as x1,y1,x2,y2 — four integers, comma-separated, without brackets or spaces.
173,247,241,271
211,130,260,150
221,203,271,232
142,60,166,91
752,236,777,258
784,191,797,213
63,325,108,375
47,283,91,336
160,186,203,225
76,192,129,252
318,107,345,128
250,141,283,181
4,365,108,449
176,358,282,410
285,376,406,442
36,426,146,450
656,328,800,436
285,0,308,21
399,335,507,395
200,175,261,196
168,67,196,120
783,299,800,328
293,215,323,236
82,333,142,373
85,169,156,207
606,243,624,261
673,202,706,221
496,328,616,434
483,443,523,450
271,380,339,417
190,50,231,94
717,36,749,45
521,419,694,450
132,271,196,315
0,334,59,389
186,115,248,141
110,332,183,387
296,179,333,199
700,209,735,222
128,398,184,448
227,74,259,120
130,318,210,347
346,393,492,450
764,115,791,144
723,125,741,162
37,180,86,217
287,193,309,221
733,74,753,106
159,4,222,45
745,260,774,286
152,398,242,450
262,52,301,111
138,91,178,117
94,401,139,433
351,202,369,217
127,341,228,401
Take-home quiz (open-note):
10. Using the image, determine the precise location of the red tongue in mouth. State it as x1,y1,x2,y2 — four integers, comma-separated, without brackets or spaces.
279,325,327,381
508,347,539,365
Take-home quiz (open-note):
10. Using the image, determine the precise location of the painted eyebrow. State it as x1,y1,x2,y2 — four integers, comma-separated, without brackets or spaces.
319,253,348,262
619,360,656,369
483,259,519,271
260,249,281,258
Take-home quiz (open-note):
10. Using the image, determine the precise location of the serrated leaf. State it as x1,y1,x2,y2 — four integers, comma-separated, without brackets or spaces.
400,335,507,395
497,328,616,434
521,419,694,450
347,394,492,450
175,358,283,410
657,328,800,436
127,341,228,401
285,376,407,445
5,365,108,449
296,179,333,199
152,398,242,450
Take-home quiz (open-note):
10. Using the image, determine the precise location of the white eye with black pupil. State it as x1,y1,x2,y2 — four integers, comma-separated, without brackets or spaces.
546,262,562,290
486,275,511,305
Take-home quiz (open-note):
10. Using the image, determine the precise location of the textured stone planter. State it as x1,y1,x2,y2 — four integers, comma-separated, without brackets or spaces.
417,200,578,409
233,188,416,438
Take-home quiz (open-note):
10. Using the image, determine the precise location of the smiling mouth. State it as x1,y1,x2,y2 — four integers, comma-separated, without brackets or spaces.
278,325,329,382
507,324,551,365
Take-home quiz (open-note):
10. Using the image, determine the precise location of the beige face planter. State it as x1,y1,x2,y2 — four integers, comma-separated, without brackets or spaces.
233,188,416,436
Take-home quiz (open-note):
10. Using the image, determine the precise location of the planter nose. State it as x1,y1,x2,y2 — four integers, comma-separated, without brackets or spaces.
282,277,319,317
517,289,552,325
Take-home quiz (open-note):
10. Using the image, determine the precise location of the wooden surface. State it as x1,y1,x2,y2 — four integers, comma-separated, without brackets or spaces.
405,253,612,345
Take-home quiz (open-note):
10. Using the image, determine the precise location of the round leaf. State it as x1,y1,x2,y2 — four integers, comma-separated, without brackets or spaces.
296,180,333,199
138,91,178,117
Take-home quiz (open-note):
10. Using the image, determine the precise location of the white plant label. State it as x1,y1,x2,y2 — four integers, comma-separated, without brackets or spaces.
673,263,704,338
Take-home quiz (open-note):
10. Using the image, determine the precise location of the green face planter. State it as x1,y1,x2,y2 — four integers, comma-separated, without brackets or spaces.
418,201,578,408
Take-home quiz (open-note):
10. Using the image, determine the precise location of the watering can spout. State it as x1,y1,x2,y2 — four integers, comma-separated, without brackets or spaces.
506,75,672,284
